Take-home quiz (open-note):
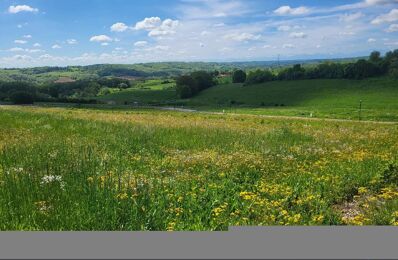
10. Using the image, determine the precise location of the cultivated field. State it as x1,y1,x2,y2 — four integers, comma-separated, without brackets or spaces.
0,105,397,230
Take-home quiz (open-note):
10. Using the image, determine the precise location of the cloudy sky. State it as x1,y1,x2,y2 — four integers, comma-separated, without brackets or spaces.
0,0,397,67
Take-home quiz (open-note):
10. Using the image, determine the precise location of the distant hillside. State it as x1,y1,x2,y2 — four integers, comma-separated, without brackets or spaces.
0,57,363,84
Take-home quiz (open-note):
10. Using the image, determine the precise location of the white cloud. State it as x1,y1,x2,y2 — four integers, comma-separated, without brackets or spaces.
384,41,398,46
365,0,397,6
277,25,291,31
224,32,261,42
134,17,179,37
26,49,43,53
147,19,179,37
134,17,161,30
386,23,398,32
90,35,113,42
371,9,398,24
33,43,41,47
340,12,363,22
111,22,129,32
9,47,25,52
274,6,309,16
177,0,249,19
14,40,27,44
52,44,62,49
339,31,356,36
9,47,43,53
289,32,307,38
199,42,205,47
23,35,32,39
263,44,272,48
67,39,78,45
101,42,109,46
368,38,376,42
134,41,148,47
8,5,38,14
282,44,295,48
154,45,170,51
214,23,225,27
144,45,170,52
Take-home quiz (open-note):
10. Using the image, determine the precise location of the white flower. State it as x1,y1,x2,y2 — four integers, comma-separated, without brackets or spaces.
41,175,65,190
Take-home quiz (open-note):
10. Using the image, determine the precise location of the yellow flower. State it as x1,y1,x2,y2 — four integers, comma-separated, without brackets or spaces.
116,192,128,200
358,187,368,195
312,215,325,223
239,191,256,200
87,176,94,183
167,222,176,231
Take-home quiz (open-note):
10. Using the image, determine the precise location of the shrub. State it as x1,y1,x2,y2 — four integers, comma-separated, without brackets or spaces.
232,70,247,83
245,69,274,85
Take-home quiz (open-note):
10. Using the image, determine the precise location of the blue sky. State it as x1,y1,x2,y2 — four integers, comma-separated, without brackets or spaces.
0,0,397,67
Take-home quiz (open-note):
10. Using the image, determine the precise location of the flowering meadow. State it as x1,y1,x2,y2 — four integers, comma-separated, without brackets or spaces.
0,105,397,230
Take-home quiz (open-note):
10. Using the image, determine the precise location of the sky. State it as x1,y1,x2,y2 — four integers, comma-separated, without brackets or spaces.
0,0,398,67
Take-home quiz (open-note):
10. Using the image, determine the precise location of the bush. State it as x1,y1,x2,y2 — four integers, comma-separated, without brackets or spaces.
10,91,35,104
245,69,274,85
232,70,246,83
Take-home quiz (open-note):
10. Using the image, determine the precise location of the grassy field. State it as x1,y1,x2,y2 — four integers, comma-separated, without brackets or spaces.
97,79,178,105
97,77,398,121
189,78,398,121
0,105,397,230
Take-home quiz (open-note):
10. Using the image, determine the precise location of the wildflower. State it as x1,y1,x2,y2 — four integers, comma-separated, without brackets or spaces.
312,215,324,224
239,191,257,200
41,175,63,184
116,193,128,200
40,175,66,190
358,187,368,195
167,222,176,231
35,201,52,214
87,177,94,183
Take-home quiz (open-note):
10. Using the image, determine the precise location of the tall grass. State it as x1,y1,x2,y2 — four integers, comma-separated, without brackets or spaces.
0,106,397,230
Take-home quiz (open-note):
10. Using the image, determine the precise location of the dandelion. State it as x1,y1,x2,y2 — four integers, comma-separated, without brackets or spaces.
239,191,257,200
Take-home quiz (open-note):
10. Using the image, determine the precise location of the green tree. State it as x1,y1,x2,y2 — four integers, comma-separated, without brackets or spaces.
232,70,247,83
369,51,381,63
191,71,215,91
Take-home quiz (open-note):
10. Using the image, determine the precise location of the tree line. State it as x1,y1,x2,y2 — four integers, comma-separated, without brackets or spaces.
232,50,398,85
0,78,131,104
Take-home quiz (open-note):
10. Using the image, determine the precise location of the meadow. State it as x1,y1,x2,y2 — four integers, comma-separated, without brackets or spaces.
0,105,397,230
97,77,398,121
